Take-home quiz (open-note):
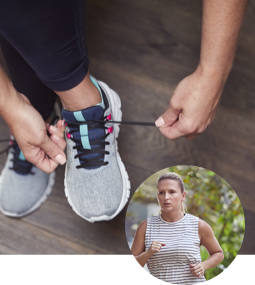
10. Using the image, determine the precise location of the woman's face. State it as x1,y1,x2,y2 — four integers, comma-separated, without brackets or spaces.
157,179,186,213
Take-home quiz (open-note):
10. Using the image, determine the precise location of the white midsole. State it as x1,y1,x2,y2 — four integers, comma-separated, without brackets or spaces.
63,80,130,223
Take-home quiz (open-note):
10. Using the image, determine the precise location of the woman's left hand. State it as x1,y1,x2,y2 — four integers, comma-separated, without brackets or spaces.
189,263,205,278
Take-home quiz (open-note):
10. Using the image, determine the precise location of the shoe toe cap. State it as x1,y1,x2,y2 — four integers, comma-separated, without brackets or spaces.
66,159,124,221
0,168,50,217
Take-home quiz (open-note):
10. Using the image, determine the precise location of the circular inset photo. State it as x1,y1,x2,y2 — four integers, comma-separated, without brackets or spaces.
125,166,245,284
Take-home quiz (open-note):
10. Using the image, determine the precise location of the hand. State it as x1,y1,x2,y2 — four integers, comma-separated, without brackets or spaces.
47,119,66,150
7,93,66,173
155,67,225,140
190,263,205,278
146,241,166,258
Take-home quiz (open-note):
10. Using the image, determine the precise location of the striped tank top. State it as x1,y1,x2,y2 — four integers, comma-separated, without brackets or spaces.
145,214,206,284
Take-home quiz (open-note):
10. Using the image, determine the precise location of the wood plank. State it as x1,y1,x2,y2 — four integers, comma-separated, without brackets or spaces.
0,214,96,254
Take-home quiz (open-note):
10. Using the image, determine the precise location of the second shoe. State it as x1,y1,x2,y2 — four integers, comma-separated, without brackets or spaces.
62,76,130,222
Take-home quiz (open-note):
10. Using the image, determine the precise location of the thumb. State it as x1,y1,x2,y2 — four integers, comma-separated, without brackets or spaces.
161,243,166,246
155,103,180,128
190,264,196,268
40,135,66,165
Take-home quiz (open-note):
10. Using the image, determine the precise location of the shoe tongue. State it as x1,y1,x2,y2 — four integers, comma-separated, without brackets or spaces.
62,106,105,170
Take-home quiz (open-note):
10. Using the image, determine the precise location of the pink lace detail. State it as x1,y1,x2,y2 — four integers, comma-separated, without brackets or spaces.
106,114,111,120
67,133,71,139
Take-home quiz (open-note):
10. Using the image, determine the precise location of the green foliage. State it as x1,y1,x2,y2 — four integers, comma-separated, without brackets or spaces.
132,166,245,281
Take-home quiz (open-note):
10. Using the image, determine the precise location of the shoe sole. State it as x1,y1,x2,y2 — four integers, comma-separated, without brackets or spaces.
0,99,62,218
63,81,131,223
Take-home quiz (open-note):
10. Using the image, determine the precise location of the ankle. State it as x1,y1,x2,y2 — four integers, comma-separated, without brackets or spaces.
55,73,101,111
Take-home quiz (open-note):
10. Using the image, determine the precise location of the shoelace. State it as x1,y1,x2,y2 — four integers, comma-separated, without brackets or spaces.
0,117,155,171
0,139,34,175
65,115,155,169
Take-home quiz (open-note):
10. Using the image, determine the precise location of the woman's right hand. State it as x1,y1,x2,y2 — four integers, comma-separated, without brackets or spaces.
6,92,66,173
146,241,166,258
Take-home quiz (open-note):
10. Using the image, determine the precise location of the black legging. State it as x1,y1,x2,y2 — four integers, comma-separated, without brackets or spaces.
0,0,89,120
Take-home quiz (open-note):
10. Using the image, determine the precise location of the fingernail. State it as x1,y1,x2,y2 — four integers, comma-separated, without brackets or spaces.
55,154,66,165
50,125,58,133
155,116,165,127
52,134,61,141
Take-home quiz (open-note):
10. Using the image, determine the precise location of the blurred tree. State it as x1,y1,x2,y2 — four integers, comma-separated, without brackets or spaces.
131,166,245,281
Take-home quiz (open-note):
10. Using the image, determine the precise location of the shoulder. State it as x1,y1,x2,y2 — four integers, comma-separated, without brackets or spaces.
136,219,147,236
198,219,214,238
131,220,147,255
185,213,199,223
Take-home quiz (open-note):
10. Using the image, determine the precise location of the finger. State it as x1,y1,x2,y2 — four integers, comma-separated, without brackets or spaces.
193,269,202,276
155,241,163,245
26,146,59,174
161,243,166,246
158,120,186,140
155,104,180,128
57,120,65,132
48,125,59,134
193,268,201,274
49,125,65,140
40,135,66,166
50,134,66,151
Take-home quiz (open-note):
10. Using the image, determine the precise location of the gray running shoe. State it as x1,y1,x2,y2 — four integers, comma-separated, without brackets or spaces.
0,102,61,217
62,76,130,223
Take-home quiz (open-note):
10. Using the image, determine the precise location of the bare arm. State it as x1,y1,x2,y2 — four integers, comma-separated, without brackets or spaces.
131,220,166,267
156,0,249,140
131,220,149,267
199,219,224,270
200,0,248,77
0,65,66,172
190,219,224,277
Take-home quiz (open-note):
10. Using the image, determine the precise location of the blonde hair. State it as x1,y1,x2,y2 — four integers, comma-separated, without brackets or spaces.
157,173,187,213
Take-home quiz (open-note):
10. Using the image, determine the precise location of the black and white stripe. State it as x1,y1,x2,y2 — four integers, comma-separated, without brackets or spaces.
145,214,206,284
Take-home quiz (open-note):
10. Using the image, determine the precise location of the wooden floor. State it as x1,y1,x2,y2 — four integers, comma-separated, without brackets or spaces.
0,0,255,254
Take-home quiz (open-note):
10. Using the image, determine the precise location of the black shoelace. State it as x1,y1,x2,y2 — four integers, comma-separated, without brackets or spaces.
0,139,34,175
0,117,155,171
65,116,155,169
